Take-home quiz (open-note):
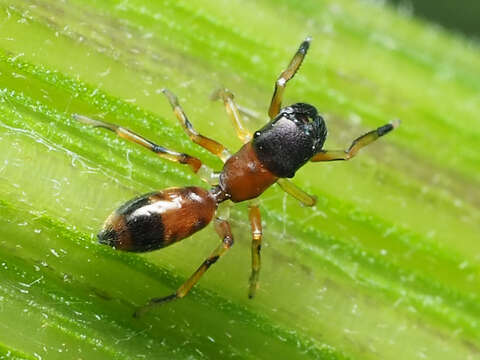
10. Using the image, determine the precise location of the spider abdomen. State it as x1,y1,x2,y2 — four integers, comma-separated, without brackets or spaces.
98,187,216,252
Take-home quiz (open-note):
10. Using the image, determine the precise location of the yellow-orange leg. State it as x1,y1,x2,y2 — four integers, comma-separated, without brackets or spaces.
311,120,400,162
268,37,311,119
248,203,263,298
211,88,252,143
133,217,234,317
277,179,317,206
73,114,218,185
162,88,231,162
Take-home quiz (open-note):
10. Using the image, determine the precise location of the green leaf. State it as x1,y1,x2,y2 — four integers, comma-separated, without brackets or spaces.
1,0,479,359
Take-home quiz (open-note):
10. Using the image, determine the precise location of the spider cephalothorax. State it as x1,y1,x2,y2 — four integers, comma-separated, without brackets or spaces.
252,103,327,178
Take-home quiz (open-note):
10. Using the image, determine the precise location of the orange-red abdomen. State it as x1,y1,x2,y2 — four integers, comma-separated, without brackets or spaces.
98,187,216,252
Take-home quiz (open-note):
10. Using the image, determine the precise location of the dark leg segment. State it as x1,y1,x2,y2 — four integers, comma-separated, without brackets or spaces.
311,120,400,162
162,89,231,162
268,37,311,119
133,217,234,317
248,203,263,299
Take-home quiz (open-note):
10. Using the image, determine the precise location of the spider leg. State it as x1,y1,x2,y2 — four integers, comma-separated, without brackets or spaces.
162,88,231,162
268,37,311,120
73,114,218,185
134,209,234,317
311,120,400,162
277,179,317,207
211,88,252,143
248,202,263,299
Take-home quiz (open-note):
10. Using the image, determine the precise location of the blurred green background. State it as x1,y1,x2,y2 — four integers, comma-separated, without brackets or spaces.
389,0,480,38
0,0,479,359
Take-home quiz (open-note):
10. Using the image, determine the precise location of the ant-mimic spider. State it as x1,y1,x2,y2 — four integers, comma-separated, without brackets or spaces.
74,37,399,317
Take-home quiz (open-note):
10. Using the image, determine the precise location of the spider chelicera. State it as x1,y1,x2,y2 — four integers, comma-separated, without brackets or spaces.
74,37,398,317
